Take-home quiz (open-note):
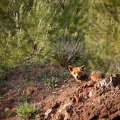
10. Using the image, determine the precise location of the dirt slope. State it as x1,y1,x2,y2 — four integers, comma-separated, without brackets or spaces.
0,65,120,120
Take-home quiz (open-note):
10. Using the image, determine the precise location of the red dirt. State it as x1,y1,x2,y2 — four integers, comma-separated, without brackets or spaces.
0,65,120,120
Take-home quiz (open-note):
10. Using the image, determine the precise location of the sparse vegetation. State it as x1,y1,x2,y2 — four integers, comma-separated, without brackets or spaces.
21,95,30,102
5,110,13,119
41,69,70,87
0,80,9,98
16,102,38,120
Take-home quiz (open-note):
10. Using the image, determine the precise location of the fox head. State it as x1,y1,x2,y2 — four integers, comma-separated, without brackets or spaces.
68,65,85,80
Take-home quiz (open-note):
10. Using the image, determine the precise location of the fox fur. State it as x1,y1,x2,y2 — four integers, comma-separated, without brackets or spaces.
68,65,104,83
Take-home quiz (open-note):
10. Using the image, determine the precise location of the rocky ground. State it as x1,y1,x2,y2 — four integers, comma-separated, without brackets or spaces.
0,65,120,120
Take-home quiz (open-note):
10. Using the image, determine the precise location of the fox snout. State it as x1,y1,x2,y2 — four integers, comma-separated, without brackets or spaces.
76,75,81,80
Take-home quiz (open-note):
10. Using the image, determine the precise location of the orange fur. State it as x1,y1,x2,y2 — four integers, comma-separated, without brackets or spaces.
68,65,104,83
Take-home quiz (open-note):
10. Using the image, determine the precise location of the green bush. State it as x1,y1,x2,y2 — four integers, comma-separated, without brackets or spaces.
0,0,120,73
50,37,85,66
85,0,120,72
107,54,120,74
0,0,52,68
16,102,38,120
0,0,89,69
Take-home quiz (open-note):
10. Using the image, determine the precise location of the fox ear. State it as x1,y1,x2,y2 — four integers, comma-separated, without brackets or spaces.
80,65,85,71
68,65,73,72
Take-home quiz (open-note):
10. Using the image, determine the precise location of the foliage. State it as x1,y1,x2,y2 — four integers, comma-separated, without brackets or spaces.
0,0,52,69
16,102,38,120
41,69,70,87
85,0,120,72
0,69,5,80
21,94,30,102
0,80,9,98
0,0,120,73
48,0,89,39
108,54,120,74
50,37,85,66
0,0,89,70
5,110,13,119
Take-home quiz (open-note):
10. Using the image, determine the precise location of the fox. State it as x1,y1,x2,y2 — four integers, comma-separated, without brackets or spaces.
68,65,105,83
